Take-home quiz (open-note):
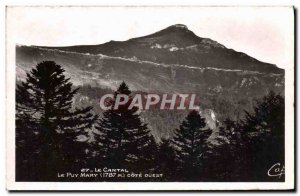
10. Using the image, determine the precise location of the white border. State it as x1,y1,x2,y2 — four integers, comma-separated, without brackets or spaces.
5,5,295,191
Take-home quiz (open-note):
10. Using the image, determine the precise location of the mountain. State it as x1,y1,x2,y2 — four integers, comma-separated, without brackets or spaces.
16,24,285,140
40,24,283,74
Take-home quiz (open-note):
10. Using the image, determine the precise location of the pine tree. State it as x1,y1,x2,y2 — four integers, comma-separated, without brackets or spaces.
171,110,212,181
157,138,177,181
243,91,284,139
94,82,156,175
136,135,159,176
204,119,250,181
241,91,284,181
16,61,97,181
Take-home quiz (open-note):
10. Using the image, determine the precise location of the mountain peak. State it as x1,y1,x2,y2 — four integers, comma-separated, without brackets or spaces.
37,24,283,74
161,24,191,34
136,24,200,46
168,24,188,29
138,24,192,38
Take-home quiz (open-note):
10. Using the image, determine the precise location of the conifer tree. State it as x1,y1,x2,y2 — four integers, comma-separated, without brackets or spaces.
16,61,97,181
207,92,285,181
157,138,177,181
241,91,284,181
136,135,159,176
94,82,156,174
171,110,212,181
204,119,250,181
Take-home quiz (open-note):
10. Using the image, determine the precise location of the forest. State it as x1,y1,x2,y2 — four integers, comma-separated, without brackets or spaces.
16,61,285,182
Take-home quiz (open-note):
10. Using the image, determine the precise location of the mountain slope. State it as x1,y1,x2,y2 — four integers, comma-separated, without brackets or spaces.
16,24,285,140
16,45,284,95
40,24,284,74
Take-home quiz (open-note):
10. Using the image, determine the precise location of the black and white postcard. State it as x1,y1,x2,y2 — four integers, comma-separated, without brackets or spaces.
6,6,295,191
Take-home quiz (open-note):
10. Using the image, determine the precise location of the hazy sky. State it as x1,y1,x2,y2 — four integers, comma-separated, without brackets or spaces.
7,6,294,69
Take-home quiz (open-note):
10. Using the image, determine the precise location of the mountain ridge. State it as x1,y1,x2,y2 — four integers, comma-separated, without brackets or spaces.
20,45,283,76
35,24,283,74
16,33,285,139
